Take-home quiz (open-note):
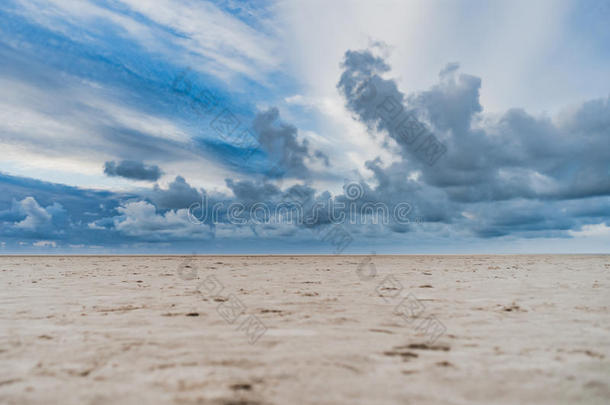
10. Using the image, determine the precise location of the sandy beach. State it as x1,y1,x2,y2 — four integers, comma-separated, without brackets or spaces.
1,255,609,404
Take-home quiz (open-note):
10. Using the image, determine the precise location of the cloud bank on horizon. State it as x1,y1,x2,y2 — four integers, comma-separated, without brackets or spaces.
0,0,609,253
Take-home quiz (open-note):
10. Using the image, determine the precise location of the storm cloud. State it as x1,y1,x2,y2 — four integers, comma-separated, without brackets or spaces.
338,48,610,204
253,107,329,177
337,47,610,239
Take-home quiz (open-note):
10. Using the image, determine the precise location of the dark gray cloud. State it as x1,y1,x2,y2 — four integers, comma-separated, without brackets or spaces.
338,50,447,167
253,107,328,177
147,176,202,210
338,48,610,204
104,160,163,181
336,47,610,239
226,178,280,203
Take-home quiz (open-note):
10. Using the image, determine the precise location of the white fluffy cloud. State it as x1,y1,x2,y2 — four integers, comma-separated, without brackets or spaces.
112,201,213,240
11,197,64,232
13,197,53,230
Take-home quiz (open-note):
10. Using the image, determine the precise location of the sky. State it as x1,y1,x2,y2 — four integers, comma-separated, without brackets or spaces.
0,0,609,254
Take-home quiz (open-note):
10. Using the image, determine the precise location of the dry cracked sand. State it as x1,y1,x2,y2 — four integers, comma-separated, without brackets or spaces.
1,255,609,404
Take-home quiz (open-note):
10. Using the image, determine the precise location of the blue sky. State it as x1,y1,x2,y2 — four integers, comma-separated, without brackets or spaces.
0,0,609,253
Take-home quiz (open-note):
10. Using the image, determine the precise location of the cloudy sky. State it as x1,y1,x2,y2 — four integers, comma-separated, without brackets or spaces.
1,0,609,253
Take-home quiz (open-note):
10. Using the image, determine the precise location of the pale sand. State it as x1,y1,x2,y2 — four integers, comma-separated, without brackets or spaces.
1,255,609,404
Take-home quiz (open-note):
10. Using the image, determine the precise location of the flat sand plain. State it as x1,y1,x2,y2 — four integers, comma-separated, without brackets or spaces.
1,255,609,404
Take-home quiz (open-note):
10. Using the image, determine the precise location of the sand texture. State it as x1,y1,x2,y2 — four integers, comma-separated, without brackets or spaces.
1,255,609,404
